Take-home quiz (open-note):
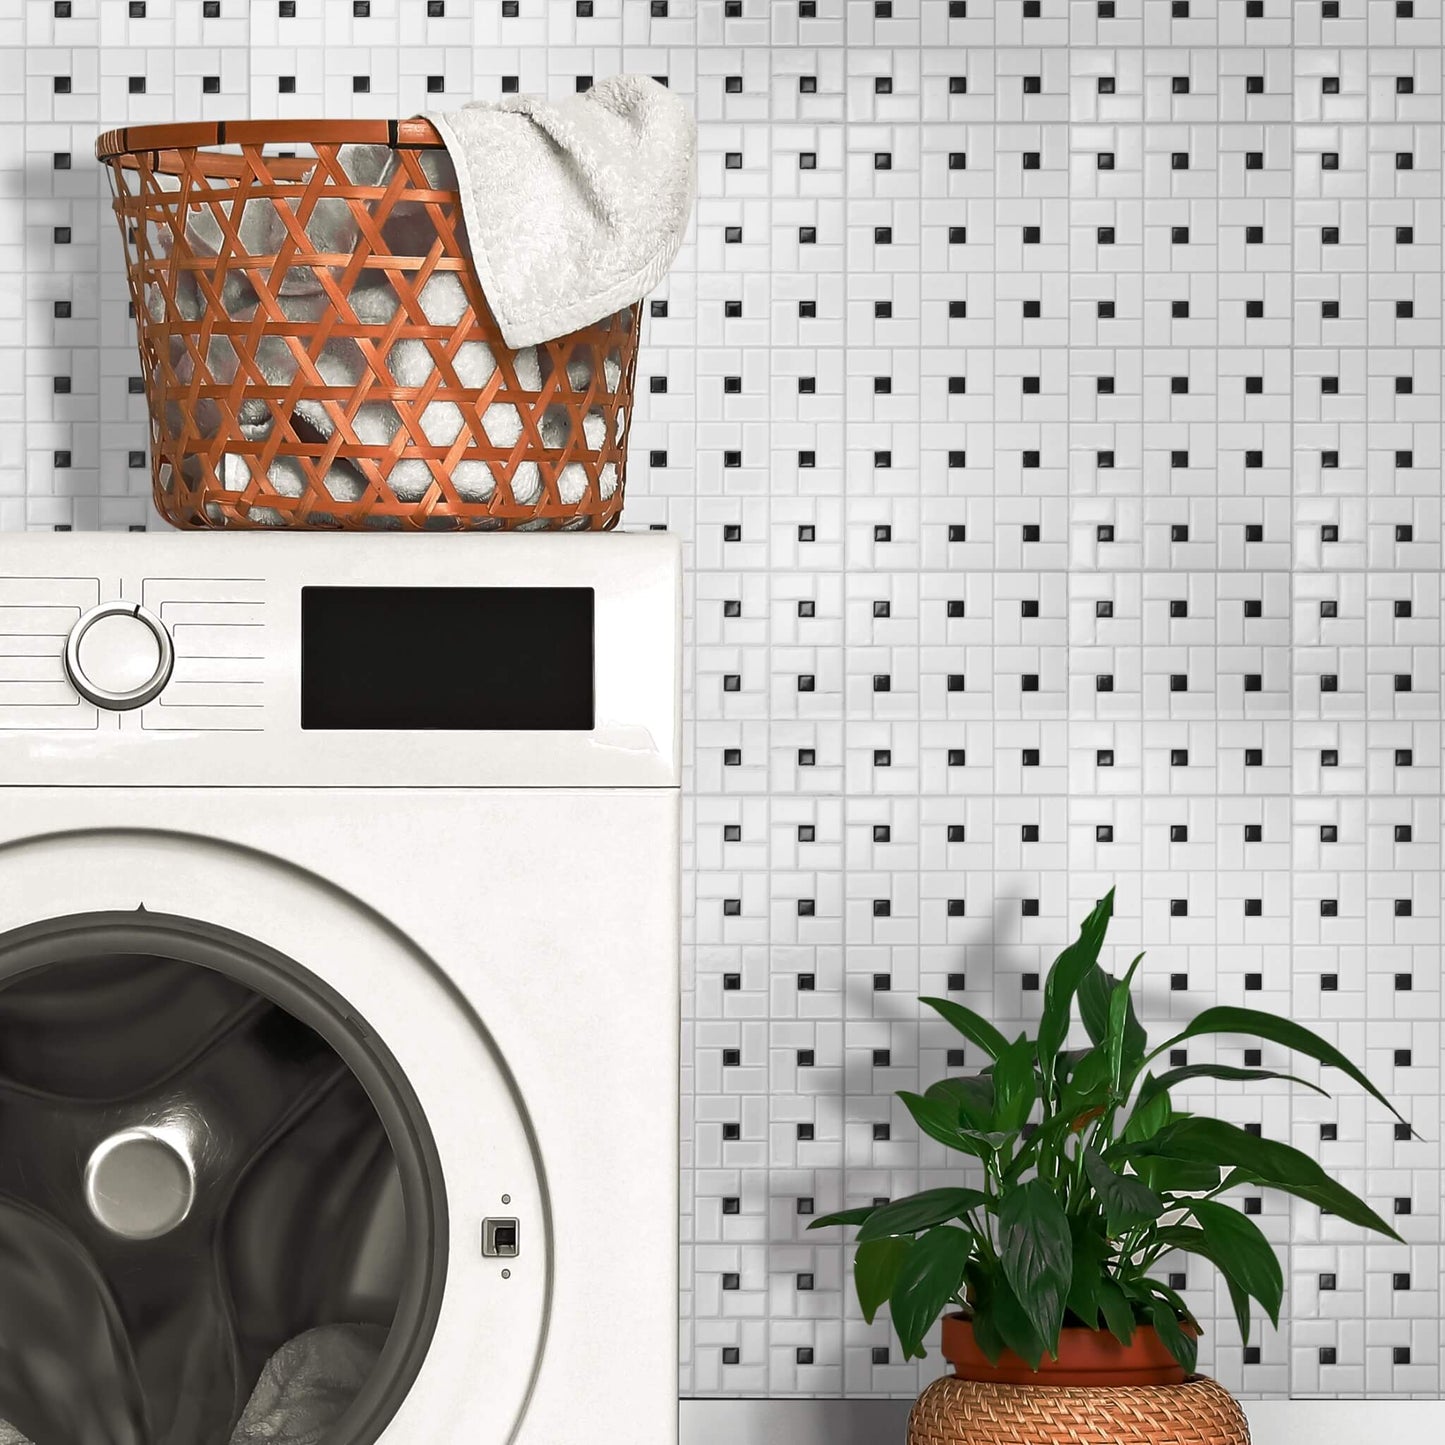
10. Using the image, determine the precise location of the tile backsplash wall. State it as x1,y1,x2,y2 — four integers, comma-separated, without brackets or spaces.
3,0,1443,1405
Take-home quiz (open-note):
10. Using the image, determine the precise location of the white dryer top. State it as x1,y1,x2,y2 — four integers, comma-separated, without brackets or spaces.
0,531,680,790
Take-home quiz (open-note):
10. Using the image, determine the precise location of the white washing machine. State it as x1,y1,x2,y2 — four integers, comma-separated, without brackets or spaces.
0,532,680,1445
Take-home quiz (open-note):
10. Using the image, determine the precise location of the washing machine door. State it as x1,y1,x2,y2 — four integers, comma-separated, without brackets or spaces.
0,832,546,1445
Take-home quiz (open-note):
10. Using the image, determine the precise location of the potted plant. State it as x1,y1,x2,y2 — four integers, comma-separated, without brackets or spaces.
812,889,1410,1445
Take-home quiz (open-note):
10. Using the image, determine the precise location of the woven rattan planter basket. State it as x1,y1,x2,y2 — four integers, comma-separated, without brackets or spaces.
907,1375,1251,1445
906,1318,1251,1445
96,120,641,531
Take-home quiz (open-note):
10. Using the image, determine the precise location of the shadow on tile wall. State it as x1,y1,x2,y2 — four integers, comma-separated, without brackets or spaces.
0,0,1440,1404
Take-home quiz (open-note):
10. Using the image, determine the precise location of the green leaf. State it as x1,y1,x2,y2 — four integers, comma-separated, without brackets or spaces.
1143,1274,1195,1325
898,1091,982,1157
1000,1112,1072,1185
977,1272,1050,1371
1059,1045,1112,1121
1155,1007,1410,1130
1065,1220,1113,1327
1122,1083,1172,1145
1138,1064,1330,1112
991,1033,1039,1133
888,1227,974,1359
1036,889,1115,1103
968,1299,1007,1364
856,1188,990,1243
1107,952,1148,1092
1131,1155,1222,1195
926,1074,998,1132
1155,1201,1283,1350
998,1179,1073,1352
1152,1227,1251,1343
809,1205,877,1231
1079,961,1148,1062
1130,1117,1401,1239
1188,1200,1283,1326
1148,1297,1198,1375
921,996,1010,1063
1083,1147,1165,1233
1095,1278,1136,1346
960,1130,1019,1152
855,1237,913,1324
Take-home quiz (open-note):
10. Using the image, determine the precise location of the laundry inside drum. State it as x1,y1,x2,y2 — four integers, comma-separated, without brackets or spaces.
0,940,442,1445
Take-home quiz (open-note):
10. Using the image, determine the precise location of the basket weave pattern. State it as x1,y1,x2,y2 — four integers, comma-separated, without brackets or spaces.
97,120,640,531
907,1375,1251,1445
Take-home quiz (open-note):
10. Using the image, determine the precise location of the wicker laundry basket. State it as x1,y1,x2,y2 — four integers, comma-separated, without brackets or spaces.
96,120,641,531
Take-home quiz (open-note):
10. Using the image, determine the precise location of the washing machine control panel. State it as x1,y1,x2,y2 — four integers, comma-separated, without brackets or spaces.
0,533,681,789
64,602,175,712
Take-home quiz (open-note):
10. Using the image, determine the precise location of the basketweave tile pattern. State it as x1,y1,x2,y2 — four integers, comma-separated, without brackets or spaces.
0,0,1443,1405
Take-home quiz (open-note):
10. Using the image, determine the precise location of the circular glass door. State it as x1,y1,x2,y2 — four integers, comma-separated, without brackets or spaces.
0,914,447,1445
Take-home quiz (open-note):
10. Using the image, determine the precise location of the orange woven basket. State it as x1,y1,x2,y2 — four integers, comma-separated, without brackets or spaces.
96,120,641,531
907,1375,1251,1445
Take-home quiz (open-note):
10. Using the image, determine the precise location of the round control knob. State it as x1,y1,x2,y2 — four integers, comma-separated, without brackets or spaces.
64,601,174,711
84,1126,197,1241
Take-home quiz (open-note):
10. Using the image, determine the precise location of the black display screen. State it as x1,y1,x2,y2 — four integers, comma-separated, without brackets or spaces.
301,587,594,730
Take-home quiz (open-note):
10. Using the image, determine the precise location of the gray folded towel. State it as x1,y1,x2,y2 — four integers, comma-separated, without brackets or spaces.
429,74,696,347
228,1323,387,1445
0,1323,386,1445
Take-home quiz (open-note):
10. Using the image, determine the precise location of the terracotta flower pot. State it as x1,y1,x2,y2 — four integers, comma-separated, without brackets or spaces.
942,1314,1191,1387
906,1314,1252,1445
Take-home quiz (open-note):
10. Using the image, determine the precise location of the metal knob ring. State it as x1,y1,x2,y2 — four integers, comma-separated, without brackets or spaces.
64,600,175,711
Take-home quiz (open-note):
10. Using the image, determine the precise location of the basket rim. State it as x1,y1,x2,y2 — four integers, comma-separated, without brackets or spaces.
96,118,445,162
